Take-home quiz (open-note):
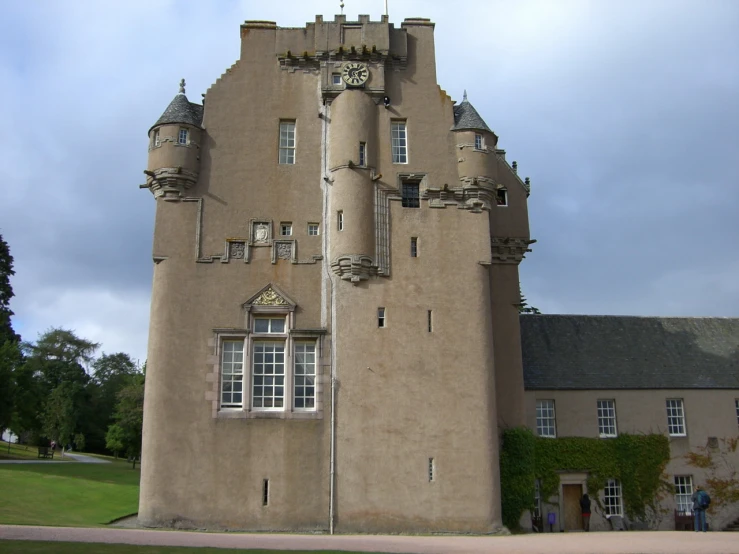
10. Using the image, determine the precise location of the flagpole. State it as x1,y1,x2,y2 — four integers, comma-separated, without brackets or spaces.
385,0,388,17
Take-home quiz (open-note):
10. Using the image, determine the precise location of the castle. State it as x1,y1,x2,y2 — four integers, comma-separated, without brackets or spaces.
139,14,739,533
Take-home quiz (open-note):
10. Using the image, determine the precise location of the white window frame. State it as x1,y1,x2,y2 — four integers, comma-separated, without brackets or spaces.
253,317,286,334
308,223,319,236
603,479,623,516
280,223,292,236
220,339,245,408
597,399,618,438
536,400,556,438
378,307,386,328
666,398,686,436
496,188,508,207
153,130,161,148
391,121,408,164
474,133,483,150
293,342,317,410
279,120,296,164
251,341,286,410
410,237,418,258
332,73,342,86
178,128,188,145
674,475,693,514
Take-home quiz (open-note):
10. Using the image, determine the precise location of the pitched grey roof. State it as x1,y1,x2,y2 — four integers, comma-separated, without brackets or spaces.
150,93,203,132
520,315,739,390
452,97,492,133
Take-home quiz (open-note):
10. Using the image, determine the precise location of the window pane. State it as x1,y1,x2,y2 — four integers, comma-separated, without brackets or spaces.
252,343,285,410
271,319,285,333
536,400,556,438
220,340,245,408
294,343,316,410
391,122,407,163
279,121,296,164
401,182,420,208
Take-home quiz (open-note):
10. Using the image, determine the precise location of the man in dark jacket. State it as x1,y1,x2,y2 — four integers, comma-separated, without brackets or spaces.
691,486,710,532
580,493,592,531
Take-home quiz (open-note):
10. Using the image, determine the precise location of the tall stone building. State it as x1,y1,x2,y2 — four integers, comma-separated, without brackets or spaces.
139,13,531,533
139,12,739,534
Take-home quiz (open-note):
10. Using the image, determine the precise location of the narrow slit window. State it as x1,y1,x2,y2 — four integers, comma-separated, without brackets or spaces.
337,211,344,231
428,458,435,482
262,479,269,506
378,307,385,328
410,237,418,257
427,310,433,333
359,142,366,167
153,130,160,147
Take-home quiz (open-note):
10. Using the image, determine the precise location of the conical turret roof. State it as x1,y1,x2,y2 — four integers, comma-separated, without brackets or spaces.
452,91,492,133
150,79,204,132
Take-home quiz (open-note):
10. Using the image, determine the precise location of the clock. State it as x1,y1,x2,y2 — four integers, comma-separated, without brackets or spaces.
341,62,369,86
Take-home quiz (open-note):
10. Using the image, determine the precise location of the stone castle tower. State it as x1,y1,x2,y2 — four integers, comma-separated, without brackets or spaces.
140,14,532,533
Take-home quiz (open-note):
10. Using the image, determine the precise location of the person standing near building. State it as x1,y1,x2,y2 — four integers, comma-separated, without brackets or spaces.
691,486,711,532
580,493,591,531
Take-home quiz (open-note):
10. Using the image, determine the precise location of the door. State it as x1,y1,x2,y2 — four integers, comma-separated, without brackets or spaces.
563,484,583,531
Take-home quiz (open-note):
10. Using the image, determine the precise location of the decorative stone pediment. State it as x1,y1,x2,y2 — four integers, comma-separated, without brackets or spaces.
242,283,296,312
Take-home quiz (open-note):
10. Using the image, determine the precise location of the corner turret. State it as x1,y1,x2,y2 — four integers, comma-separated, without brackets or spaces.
452,91,499,185
143,79,203,201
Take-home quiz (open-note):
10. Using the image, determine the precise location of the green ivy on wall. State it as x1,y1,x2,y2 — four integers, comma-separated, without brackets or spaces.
500,428,670,530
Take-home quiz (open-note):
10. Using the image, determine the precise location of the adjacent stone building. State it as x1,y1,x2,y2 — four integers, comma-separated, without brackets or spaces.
139,13,739,534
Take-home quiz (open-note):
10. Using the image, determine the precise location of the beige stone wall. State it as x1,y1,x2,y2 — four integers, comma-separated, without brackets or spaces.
525,389,739,531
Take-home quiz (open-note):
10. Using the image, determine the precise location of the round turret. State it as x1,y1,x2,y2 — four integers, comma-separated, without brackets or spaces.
452,92,498,183
144,79,203,201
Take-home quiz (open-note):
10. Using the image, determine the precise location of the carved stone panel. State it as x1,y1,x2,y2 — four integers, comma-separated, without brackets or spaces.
249,219,272,246
252,286,289,306
229,241,246,259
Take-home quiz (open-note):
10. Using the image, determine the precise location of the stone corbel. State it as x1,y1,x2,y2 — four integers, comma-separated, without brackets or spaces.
491,238,536,264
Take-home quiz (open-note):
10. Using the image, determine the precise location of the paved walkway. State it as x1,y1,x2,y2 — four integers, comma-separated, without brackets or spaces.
1,526,737,553
0,452,110,464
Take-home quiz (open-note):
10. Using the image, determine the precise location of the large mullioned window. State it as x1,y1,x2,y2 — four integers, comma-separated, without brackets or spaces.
603,479,623,516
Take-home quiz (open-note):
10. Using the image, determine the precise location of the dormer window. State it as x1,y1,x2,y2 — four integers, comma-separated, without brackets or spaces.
178,128,188,145
474,133,483,150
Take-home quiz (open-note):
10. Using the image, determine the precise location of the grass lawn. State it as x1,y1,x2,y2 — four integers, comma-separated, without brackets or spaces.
0,442,70,461
0,542,389,554
0,457,139,526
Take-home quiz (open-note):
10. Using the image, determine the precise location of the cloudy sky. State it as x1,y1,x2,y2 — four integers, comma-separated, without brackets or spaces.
1,0,737,363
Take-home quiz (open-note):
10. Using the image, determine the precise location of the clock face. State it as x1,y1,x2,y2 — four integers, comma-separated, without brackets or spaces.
341,62,369,86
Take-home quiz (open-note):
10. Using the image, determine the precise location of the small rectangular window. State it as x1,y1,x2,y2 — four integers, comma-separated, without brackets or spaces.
153,130,161,147
332,73,342,86
674,475,693,514
279,121,296,164
410,237,418,257
427,310,432,333
378,307,385,328
359,142,366,167
253,318,286,334
337,211,344,231
496,188,508,206
428,458,435,482
666,398,686,436
401,182,420,208
178,128,188,145
536,399,556,438
308,223,319,236
262,479,269,506
280,223,292,236
391,121,408,164
474,133,483,150
735,399,739,427
597,399,618,438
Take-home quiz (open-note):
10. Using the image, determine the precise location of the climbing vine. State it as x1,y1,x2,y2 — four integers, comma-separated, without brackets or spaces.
685,436,739,511
500,428,671,530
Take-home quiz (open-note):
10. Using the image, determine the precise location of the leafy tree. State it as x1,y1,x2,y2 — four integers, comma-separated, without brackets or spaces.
105,424,125,459
112,373,145,468
73,432,86,452
43,382,79,457
0,341,21,434
0,233,20,345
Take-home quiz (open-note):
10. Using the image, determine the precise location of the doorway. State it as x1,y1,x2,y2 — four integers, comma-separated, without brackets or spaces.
562,484,583,531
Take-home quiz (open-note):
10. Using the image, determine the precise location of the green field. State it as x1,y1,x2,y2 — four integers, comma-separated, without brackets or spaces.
0,442,71,461
0,543,386,554
0,458,139,526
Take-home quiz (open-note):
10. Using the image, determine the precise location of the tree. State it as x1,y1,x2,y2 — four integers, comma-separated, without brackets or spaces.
518,285,541,315
112,373,145,468
0,233,20,345
105,424,125,459
43,382,79,457
0,341,21,434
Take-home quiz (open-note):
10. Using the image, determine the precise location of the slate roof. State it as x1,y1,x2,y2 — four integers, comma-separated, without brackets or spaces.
150,93,204,132
452,97,492,133
520,315,739,390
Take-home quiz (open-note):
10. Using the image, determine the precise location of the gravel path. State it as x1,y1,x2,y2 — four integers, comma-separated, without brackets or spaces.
1,526,737,553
